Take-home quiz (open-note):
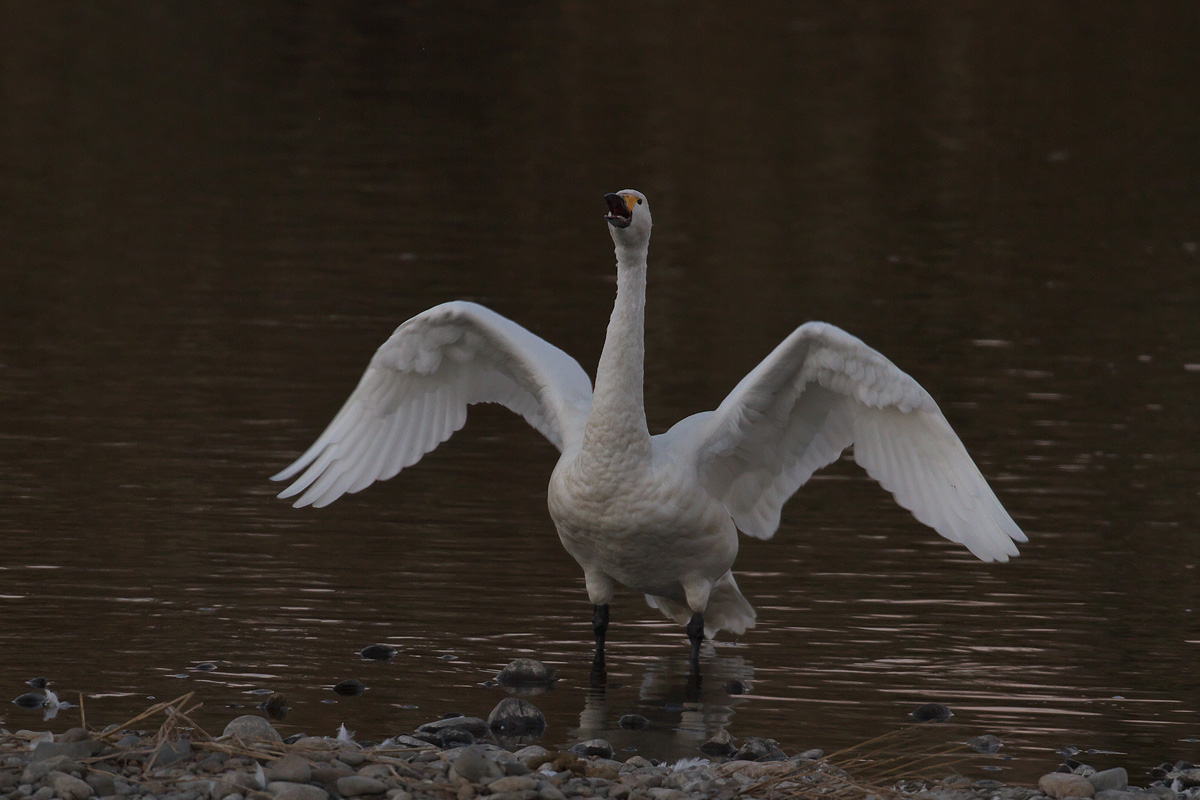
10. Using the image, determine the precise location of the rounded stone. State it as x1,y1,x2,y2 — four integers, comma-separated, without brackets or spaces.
359,644,398,660
488,697,547,734
336,776,388,796
1039,772,1097,799
47,772,91,800
911,703,954,723
450,745,504,784
12,692,46,709
570,739,614,759
618,714,650,730
269,783,329,800
496,658,558,688
267,754,313,784
417,716,491,739
699,730,736,756
221,715,283,742
333,679,367,696
967,734,1003,754
1089,768,1129,793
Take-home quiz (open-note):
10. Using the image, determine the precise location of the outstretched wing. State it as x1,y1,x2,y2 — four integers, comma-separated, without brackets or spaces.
273,301,593,508
661,322,1025,562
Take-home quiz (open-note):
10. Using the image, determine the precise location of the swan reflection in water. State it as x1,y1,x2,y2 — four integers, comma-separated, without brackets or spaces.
568,649,755,761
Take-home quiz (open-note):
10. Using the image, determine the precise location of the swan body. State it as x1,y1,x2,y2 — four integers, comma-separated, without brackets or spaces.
273,190,1026,658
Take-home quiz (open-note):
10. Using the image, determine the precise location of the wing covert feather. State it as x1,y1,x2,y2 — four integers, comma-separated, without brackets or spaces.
273,301,592,508
663,322,1025,560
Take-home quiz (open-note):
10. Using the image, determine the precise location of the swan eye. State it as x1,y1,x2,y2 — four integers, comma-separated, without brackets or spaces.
636,198,643,205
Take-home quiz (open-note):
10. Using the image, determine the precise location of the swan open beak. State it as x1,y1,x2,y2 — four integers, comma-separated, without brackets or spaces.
604,193,634,228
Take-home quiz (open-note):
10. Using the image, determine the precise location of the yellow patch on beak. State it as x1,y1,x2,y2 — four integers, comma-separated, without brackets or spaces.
621,194,638,212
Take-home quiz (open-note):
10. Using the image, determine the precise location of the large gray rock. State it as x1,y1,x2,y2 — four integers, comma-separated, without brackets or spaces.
1038,772,1096,799
450,745,504,784
488,698,547,734
222,715,283,742
1089,768,1129,793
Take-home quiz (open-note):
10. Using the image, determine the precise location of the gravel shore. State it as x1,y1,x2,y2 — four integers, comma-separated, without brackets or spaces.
4,698,1199,800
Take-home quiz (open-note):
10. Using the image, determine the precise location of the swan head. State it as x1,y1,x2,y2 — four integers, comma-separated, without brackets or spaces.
604,189,652,249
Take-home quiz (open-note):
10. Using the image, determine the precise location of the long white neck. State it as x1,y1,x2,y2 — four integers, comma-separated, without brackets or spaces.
581,240,652,468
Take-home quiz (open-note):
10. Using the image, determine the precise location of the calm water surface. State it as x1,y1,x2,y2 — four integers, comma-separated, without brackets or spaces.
2,2,1198,785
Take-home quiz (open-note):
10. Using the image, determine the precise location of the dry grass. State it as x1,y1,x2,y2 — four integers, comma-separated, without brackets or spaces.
740,725,994,799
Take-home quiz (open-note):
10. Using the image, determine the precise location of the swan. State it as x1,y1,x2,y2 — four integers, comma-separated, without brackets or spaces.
272,189,1026,667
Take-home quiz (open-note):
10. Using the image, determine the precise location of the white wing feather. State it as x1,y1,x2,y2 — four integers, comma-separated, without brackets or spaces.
273,301,593,508
663,322,1025,561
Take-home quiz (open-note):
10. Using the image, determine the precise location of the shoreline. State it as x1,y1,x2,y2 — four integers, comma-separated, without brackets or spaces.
2,692,1189,800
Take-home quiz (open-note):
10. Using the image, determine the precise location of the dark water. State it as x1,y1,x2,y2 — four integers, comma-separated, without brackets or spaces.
2,2,1199,785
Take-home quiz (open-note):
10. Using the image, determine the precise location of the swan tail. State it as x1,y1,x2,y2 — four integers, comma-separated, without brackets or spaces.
644,573,757,640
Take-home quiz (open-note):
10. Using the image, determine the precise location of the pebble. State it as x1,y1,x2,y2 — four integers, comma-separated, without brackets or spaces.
417,716,492,739
569,739,614,759
0,707,1180,800
221,715,283,742
450,746,504,784
488,697,548,734
336,775,388,796
12,692,46,709
1039,772,1097,799
617,714,650,730
333,679,367,696
359,644,398,660
911,703,954,722
495,658,558,688
47,771,92,800
269,782,329,800
267,753,313,784
966,734,1003,754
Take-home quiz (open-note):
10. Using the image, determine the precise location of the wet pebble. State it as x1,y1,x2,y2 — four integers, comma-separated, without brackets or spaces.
417,716,491,739
333,679,367,696
698,730,736,757
570,739,615,759
734,737,786,762
911,702,954,722
967,734,1003,754
192,662,218,671
488,697,547,734
496,658,558,688
12,692,46,709
618,714,650,730
359,644,398,660
259,692,291,719
26,677,49,689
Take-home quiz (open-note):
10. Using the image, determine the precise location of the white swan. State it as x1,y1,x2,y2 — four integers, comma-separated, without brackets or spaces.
273,189,1026,665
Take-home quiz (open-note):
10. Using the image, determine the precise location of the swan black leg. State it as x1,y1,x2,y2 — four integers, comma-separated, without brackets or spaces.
686,611,704,667
591,604,610,687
